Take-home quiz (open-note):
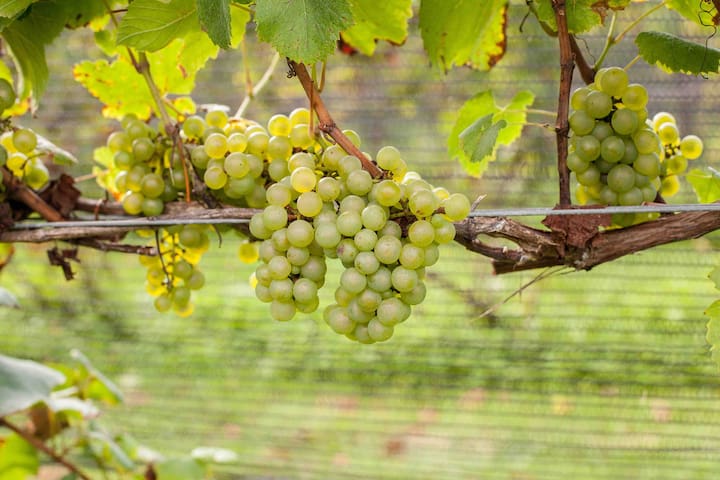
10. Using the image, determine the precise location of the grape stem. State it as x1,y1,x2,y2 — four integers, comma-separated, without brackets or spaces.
551,0,573,207
0,417,92,480
288,60,384,179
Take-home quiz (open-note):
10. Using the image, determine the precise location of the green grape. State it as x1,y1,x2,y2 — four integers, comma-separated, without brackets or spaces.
632,129,660,155
314,222,341,249
182,115,206,140
206,109,228,128
342,129,362,148
574,135,601,162
346,169,373,196
617,187,643,206
611,109,639,136
267,135,293,160
140,173,165,198
567,152,589,173
568,110,595,135
373,180,402,207
262,205,288,231
357,288,382,313
409,190,439,218
122,191,144,215
125,120,150,140
186,270,206,290
431,214,456,244
271,228,290,252
576,165,601,186
322,145,346,170
247,131,269,155
400,281,427,306
599,186,618,205
340,195,367,213
326,305,355,334
354,229,378,251
190,146,210,169
361,204,387,231
597,66,629,97
337,211,363,237
270,300,296,322
340,267,367,294
377,297,411,326
621,84,648,111
376,146,402,170
317,176,341,201
355,251,380,275
399,243,425,270
600,136,625,164
286,246,310,266
25,161,49,190
408,220,435,247
132,137,155,162
442,193,470,221
287,219,315,247
607,164,635,193
290,124,314,149
227,132,248,153
634,153,660,177
337,238,359,266
142,197,164,216
224,152,250,178
204,166,228,190
657,122,679,145
268,158,290,182
293,278,318,304
268,114,291,136
367,267,393,293
338,155,362,177
665,154,688,175
204,133,228,159
266,183,292,206
591,121,614,142
289,108,311,126
585,90,613,119
0,78,16,111
154,294,172,313
367,319,394,342
374,235,402,264
107,131,131,152
652,112,676,131
245,153,265,178
680,135,703,160
290,166,317,193
570,87,590,111
621,138,638,165
424,244,440,267
391,266,418,293
347,299,373,324
269,278,294,301
255,284,273,303
114,151,135,170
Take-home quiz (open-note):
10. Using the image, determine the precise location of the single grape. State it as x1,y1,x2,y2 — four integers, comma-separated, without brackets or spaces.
376,146,402,170
621,84,648,111
680,135,703,160
290,166,317,193
0,78,16,111
607,164,636,193
600,136,625,164
610,109,639,136
597,66,629,97
633,153,660,178
657,122,679,145
585,90,613,119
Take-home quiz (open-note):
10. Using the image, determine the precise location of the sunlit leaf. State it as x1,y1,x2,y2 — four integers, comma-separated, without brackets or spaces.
341,0,412,56
687,167,720,203
255,0,353,64
0,354,65,416
420,0,508,71
534,0,629,33
667,0,718,27
117,0,198,52
636,31,720,75
448,89,534,177
0,434,39,480
0,0,36,19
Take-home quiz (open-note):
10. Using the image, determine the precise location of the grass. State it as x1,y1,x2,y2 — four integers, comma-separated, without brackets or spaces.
2,233,720,479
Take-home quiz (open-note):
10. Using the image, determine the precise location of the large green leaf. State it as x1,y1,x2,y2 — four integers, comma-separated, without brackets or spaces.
419,0,508,71
0,434,39,480
1,1,69,104
341,0,412,56
534,0,630,34
636,31,720,75
255,0,353,64
448,89,534,177
687,167,720,203
117,0,199,52
0,354,65,416
197,0,231,49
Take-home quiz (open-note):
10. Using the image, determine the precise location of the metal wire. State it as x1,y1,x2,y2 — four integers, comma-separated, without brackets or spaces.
6,203,720,230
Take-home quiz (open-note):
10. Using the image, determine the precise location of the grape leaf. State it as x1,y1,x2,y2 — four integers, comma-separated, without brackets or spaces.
0,354,65,416
419,0,508,71
636,31,720,75
448,89,534,177
340,0,412,56
0,0,36,18
255,0,353,64
534,0,629,34
59,0,109,29
197,0,231,49
687,167,720,203
1,1,68,105
667,0,717,27
0,434,39,480
117,0,199,52
706,298,720,368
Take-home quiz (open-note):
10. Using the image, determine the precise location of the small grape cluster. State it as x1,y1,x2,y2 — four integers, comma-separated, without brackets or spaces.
650,111,704,197
0,128,51,191
139,224,209,316
568,66,704,225
99,115,187,216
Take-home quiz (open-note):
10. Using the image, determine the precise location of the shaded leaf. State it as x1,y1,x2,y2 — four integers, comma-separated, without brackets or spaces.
636,31,720,75
341,0,412,55
155,457,206,480
419,0,508,71
448,89,534,177
117,0,198,52
70,349,124,405
0,354,65,416
255,0,353,64
197,0,231,49
1,1,68,105
0,286,19,308
0,0,35,19
687,167,720,203
0,434,39,480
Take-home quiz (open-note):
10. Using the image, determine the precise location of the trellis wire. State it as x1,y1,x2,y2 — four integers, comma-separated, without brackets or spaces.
7,202,720,230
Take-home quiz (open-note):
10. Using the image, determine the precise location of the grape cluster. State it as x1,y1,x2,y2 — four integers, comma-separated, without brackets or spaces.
140,224,209,316
0,128,51,191
569,67,704,225
99,115,187,216
650,111,704,197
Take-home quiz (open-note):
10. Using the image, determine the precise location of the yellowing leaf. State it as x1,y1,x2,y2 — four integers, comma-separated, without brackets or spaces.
341,0,412,56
